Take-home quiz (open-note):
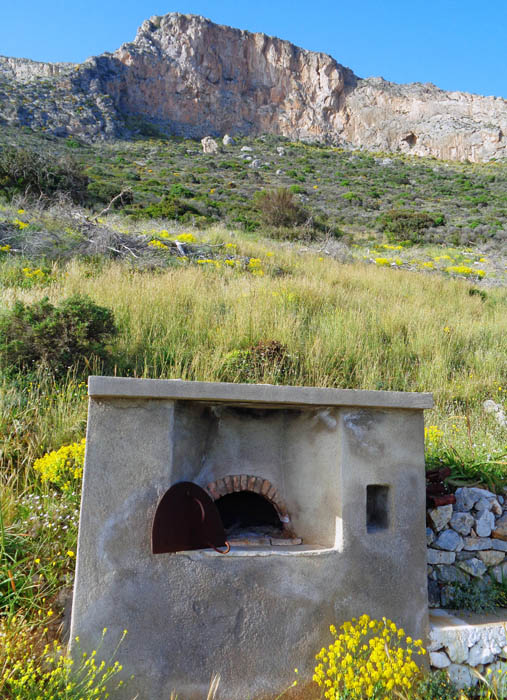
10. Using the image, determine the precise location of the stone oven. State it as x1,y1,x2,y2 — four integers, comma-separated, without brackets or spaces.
70,377,433,699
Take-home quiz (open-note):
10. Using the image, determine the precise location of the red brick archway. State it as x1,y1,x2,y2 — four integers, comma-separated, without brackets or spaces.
206,475,290,523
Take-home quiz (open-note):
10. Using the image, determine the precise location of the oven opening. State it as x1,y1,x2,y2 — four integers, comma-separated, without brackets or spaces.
215,491,284,545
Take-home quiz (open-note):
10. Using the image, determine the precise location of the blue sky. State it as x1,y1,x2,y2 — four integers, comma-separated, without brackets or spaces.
2,0,506,97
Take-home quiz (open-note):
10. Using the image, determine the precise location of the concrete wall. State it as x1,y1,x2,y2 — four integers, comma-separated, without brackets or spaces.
70,378,431,700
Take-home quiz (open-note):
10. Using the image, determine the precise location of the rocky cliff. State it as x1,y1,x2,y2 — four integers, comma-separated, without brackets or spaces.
1,13,505,161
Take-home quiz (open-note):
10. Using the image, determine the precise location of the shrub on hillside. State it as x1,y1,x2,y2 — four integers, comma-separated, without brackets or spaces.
254,188,308,228
0,294,117,375
221,340,294,382
0,146,89,204
127,192,215,223
377,208,445,242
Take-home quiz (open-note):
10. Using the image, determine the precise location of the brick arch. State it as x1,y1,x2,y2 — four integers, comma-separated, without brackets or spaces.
206,475,290,523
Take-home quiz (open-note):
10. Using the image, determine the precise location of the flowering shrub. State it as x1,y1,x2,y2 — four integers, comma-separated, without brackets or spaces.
176,233,196,243
374,257,402,266
425,425,444,445
313,615,425,699
247,257,264,275
446,265,485,278
33,439,85,491
148,239,169,249
0,625,128,699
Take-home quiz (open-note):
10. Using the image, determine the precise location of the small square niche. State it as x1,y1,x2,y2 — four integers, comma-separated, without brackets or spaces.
366,485,389,532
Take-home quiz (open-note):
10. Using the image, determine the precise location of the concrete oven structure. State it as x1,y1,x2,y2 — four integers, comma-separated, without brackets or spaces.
70,377,433,700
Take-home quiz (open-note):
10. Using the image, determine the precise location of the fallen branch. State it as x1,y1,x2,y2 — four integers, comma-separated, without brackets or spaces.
90,188,132,222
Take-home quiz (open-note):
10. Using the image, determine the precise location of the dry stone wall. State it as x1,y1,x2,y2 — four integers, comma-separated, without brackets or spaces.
427,488,507,687
427,487,507,607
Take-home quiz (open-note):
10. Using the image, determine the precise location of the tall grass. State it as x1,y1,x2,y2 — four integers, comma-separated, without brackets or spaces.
1,236,505,486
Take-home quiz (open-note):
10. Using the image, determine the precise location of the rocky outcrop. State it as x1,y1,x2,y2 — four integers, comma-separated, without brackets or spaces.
1,13,506,161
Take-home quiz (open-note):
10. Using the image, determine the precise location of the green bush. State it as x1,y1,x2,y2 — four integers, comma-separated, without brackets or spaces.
416,671,460,699
0,294,117,376
377,208,445,242
86,180,133,206
254,188,308,227
0,146,89,203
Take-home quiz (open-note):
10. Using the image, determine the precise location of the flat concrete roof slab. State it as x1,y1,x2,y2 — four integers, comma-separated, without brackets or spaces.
88,377,433,409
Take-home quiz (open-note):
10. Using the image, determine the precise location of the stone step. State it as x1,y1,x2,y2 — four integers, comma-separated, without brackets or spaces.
429,608,507,689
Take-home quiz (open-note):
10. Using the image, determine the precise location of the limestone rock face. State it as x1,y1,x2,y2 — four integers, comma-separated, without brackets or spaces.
1,13,506,161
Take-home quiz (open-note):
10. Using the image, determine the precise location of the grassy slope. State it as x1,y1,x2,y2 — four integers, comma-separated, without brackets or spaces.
0,130,506,698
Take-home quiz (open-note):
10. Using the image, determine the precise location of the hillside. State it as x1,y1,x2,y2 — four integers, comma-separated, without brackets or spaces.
1,12,506,161
1,128,506,273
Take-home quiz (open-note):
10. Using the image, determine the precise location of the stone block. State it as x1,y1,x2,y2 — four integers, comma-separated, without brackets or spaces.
491,539,507,552
463,537,492,550
435,565,469,583
434,529,464,551
448,663,476,689
429,650,451,668
457,558,487,578
450,512,475,536
428,505,453,532
478,550,505,567
493,514,507,541
468,640,495,666
426,527,435,545
476,511,495,538
446,636,468,665
428,548,456,564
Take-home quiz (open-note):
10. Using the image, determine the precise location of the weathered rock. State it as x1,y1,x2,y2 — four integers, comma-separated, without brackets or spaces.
222,134,235,145
429,505,453,532
468,487,498,500
426,527,435,545
457,557,487,578
491,500,503,516
429,650,451,668
456,551,476,561
434,529,464,552
463,537,492,550
454,488,476,512
241,146,253,152
478,550,505,567
475,497,494,513
450,512,475,536
476,510,495,537
447,663,476,689
249,159,262,168
493,514,507,541
491,562,507,583
434,564,469,583
276,147,285,156
1,13,506,161
446,636,468,665
428,548,456,565
201,136,219,154
468,640,495,666
491,539,507,552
